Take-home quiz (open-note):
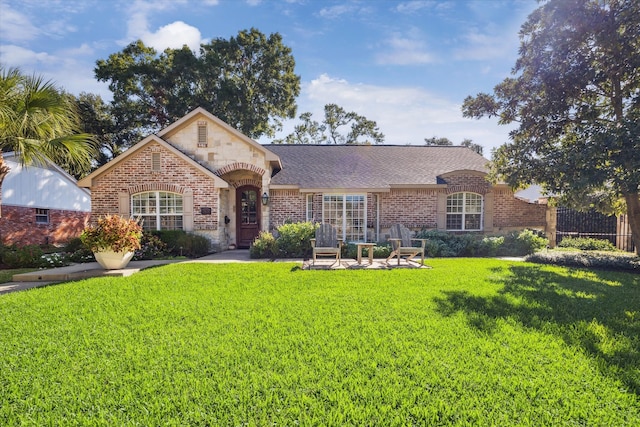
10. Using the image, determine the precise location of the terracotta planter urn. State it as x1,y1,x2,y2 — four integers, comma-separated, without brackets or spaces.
93,250,135,270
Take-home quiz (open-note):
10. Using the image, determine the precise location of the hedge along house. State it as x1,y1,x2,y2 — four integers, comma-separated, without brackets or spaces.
78,108,548,251
0,152,91,246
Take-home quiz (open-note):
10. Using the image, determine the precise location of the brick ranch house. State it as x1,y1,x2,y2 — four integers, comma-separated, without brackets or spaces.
0,152,91,246
78,108,548,251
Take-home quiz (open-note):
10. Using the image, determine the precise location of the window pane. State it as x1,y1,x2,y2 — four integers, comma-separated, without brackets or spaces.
465,214,481,230
447,214,462,230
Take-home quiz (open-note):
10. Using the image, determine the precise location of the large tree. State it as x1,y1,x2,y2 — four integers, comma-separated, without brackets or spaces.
462,0,640,254
74,92,142,167
0,66,96,183
95,28,300,139
275,104,385,145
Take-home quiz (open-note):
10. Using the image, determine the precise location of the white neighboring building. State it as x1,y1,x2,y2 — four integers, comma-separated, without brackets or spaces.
0,152,91,246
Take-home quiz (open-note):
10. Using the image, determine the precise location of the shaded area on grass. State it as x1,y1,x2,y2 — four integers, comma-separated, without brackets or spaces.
434,264,640,395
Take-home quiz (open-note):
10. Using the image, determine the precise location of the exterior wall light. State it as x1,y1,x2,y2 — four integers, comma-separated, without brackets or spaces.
261,192,270,206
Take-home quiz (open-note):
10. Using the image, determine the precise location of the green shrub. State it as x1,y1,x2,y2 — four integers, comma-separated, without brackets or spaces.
134,233,169,260
275,221,318,258
2,245,45,268
250,231,278,259
153,230,209,258
558,236,618,252
415,229,548,257
527,251,640,272
494,229,548,256
343,242,392,259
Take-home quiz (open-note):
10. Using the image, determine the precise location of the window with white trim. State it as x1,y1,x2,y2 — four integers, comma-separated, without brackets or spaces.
132,191,184,231
35,208,49,224
306,194,314,222
322,194,366,242
446,192,483,231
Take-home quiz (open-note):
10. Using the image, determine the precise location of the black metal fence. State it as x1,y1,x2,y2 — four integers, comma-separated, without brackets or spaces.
556,207,629,248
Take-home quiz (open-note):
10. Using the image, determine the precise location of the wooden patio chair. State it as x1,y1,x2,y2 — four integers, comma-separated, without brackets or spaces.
386,224,427,266
310,223,343,266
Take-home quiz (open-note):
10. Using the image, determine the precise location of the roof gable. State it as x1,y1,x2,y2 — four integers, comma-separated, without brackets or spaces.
3,152,91,211
158,107,280,164
77,135,229,189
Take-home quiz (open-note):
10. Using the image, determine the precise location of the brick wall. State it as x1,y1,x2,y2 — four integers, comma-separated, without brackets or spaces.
91,142,219,233
0,205,90,246
493,189,547,228
379,189,438,229
269,189,305,228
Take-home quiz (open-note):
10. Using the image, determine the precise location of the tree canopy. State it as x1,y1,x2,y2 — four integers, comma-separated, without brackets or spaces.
95,28,301,140
424,136,483,155
274,104,385,145
462,0,640,254
0,66,96,179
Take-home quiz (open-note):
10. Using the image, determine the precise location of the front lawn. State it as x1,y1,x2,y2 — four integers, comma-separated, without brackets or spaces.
1,260,638,425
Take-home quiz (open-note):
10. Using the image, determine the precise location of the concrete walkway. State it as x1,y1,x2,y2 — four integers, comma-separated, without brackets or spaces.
1,250,256,295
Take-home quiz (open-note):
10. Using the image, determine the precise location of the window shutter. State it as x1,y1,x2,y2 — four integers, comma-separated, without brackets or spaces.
483,192,494,232
197,121,207,147
436,192,446,230
119,192,130,217
183,190,194,231
151,152,161,171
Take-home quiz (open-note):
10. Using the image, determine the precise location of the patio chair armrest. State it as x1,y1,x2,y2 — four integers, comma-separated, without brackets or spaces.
310,238,316,248
388,238,402,249
411,238,427,248
337,239,344,248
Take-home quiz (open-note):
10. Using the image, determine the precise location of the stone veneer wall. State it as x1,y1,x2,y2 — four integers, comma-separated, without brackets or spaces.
0,205,90,246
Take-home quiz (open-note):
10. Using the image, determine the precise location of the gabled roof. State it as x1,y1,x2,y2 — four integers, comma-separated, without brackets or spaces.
265,145,490,190
77,135,229,189
3,152,91,211
159,107,281,167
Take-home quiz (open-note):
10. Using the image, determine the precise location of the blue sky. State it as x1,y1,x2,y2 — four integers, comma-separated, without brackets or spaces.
0,0,538,154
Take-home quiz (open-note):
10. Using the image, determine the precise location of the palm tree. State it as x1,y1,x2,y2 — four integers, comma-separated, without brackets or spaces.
0,66,96,214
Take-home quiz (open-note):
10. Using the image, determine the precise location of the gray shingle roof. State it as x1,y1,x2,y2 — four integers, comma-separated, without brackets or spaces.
264,145,490,189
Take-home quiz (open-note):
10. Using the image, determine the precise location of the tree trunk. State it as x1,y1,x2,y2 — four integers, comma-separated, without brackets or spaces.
624,192,640,256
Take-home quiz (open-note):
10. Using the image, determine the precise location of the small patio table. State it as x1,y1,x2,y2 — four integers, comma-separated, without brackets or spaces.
356,243,376,265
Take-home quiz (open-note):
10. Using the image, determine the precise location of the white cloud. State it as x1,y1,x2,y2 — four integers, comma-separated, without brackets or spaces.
454,28,514,61
141,21,203,51
375,32,434,65
0,4,40,42
267,74,512,151
0,45,54,67
122,0,203,51
395,1,436,14
318,4,356,19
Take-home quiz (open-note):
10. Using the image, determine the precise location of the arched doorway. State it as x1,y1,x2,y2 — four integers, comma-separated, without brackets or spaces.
236,185,261,248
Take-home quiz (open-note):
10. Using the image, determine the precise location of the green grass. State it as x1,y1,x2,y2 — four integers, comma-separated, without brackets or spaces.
0,268,37,284
1,259,638,426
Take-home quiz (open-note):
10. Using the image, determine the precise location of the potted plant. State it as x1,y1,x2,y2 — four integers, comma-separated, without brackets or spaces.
80,215,143,269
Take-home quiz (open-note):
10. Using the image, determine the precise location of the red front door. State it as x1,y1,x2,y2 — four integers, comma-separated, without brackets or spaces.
236,186,261,248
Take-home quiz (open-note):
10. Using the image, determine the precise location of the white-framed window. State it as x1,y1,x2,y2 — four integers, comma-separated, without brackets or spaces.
306,194,314,222
132,191,184,231
35,208,49,224
446,192,483,231
322,194,366,242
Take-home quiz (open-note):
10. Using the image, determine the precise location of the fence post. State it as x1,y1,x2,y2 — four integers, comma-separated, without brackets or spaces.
546,205,557,248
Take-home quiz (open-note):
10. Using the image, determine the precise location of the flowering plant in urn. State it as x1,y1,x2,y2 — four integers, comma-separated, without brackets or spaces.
80,215,143,253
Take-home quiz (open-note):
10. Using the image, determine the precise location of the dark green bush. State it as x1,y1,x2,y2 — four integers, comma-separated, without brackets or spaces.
2,244,45,268
153,230,209,258
527,251,639,272
415,229,548,257
343,242,392,259
275,221,318,258
134,233,169,260
250,231,278,259
558,236,617,252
